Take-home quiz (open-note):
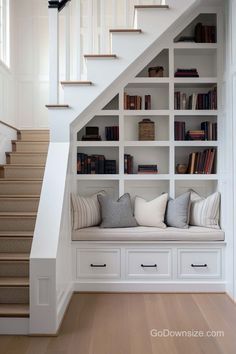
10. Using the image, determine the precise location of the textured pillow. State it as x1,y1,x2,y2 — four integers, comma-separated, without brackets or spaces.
189,190,220,229
134,193,168,228
98,193,137,228
165,192,190,229
71,191,105,230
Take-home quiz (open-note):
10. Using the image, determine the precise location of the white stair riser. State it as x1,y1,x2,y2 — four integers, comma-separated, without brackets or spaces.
1,167,45,179
111,33,145,60
0,182,42,195
0,239,32,253
0,217,36,232
0,198,39,212
0,287,29,304
13,142,49,153
0,262,29,277
18,132,49,142
6,154,47,165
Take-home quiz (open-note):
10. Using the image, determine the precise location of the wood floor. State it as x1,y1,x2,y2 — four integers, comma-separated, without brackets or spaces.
1,293,236,354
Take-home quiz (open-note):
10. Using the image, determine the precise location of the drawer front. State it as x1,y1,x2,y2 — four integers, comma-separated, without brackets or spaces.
178,249,222,279
76,249,121,279
127,249,172,279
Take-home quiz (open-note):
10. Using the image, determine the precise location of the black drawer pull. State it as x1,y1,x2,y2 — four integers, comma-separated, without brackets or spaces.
141,264,157,268
191,263,207,268
90,264,107,268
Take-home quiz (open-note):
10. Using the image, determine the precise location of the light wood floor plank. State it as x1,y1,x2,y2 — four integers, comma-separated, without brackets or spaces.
0,293,236,354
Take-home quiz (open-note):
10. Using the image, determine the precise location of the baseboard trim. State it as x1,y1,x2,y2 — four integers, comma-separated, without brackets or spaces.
0,317,29,335
74,281,226,293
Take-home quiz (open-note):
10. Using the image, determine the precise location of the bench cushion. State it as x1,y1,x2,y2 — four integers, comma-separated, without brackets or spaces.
72,226,225,242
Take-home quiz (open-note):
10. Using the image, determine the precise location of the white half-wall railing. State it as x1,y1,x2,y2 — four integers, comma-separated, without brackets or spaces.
48,0,165,103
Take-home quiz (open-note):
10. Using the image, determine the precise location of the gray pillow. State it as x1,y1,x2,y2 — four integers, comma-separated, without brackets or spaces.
98,193,138,228
165,192,190,228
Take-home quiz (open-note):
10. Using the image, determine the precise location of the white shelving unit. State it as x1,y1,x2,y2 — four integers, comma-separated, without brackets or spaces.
74,12,220,202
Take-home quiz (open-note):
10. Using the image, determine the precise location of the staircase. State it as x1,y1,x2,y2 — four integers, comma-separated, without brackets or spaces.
0,130,49,318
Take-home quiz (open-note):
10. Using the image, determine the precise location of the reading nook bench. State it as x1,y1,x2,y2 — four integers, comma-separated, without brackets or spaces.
72,226,225,242
72,227,225,293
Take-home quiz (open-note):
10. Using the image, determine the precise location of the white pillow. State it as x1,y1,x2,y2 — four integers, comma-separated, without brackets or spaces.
71,191,105,230
189,190,220,229
134,193,168,228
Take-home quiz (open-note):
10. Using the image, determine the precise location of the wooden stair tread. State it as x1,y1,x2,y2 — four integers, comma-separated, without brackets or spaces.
0,253,29,261
12,140,49,144
0,304,29,317
110,29,142,33
0,277,29,287
0,211,37,216
6,152,47,155
134,5,169,9
61,80,93,85
45,104,70,108
84,54,117,58
0,195,40,198
0,231,33,237
0,178,43,181
19,130,49,133
0,164,45,168
0,180,42,185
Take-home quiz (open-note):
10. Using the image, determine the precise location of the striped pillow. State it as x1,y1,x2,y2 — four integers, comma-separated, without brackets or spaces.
189,190,220,229
71,191,106,230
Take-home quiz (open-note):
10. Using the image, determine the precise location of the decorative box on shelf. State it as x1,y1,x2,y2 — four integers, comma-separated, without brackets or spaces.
148,66,164,77
139,119,155,141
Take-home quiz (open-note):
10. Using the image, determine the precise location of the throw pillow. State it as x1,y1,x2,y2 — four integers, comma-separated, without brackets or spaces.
134,193,168,228
165,192,191,228
98,193,137,228
189,190,220,229
71,191,106,230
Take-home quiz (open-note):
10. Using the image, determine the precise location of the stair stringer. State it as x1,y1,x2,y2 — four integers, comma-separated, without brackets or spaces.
50,0,200,142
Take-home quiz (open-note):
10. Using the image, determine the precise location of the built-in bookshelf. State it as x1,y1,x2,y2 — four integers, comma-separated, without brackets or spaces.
74,13,220,201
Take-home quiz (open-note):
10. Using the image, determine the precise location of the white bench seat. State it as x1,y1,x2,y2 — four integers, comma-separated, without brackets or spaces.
72,226,225,242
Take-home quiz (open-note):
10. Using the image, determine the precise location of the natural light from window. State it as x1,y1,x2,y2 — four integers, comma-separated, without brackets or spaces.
0,0,9,67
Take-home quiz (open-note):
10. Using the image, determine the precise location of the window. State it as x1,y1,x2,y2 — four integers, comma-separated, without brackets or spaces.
0,0,9,66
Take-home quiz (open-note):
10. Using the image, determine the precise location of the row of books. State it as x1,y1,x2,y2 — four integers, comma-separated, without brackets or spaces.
105,126,119,141
138,165,158,174
175,121,217,141
174,68,199,78
124,93,151,110
195,23,216,43
77,153,116,174
124,154,134,174
187,148,216,174
175,88,217,110
201,121,217,141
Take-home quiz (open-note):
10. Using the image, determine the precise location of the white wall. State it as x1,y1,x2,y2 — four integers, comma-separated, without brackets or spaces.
227,0,236,301
12,0,49,129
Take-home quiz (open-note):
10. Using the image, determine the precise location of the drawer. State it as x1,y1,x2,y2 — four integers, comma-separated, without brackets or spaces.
178,249,222,279
76,249,121,279
126,249,172,279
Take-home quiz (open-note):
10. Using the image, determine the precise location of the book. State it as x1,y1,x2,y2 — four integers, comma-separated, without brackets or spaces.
185,148,216,174
124,154,133,174
77,153,116,174
105,126,119,141
175,87,217,110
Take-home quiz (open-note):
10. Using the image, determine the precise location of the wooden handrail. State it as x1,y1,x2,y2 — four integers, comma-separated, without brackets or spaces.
0,120,19,132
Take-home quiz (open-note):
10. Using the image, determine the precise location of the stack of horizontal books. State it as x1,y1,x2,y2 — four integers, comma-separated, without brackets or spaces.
187,148,216,174
174,68,199,77
138,165,158,174
186,130,205,140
